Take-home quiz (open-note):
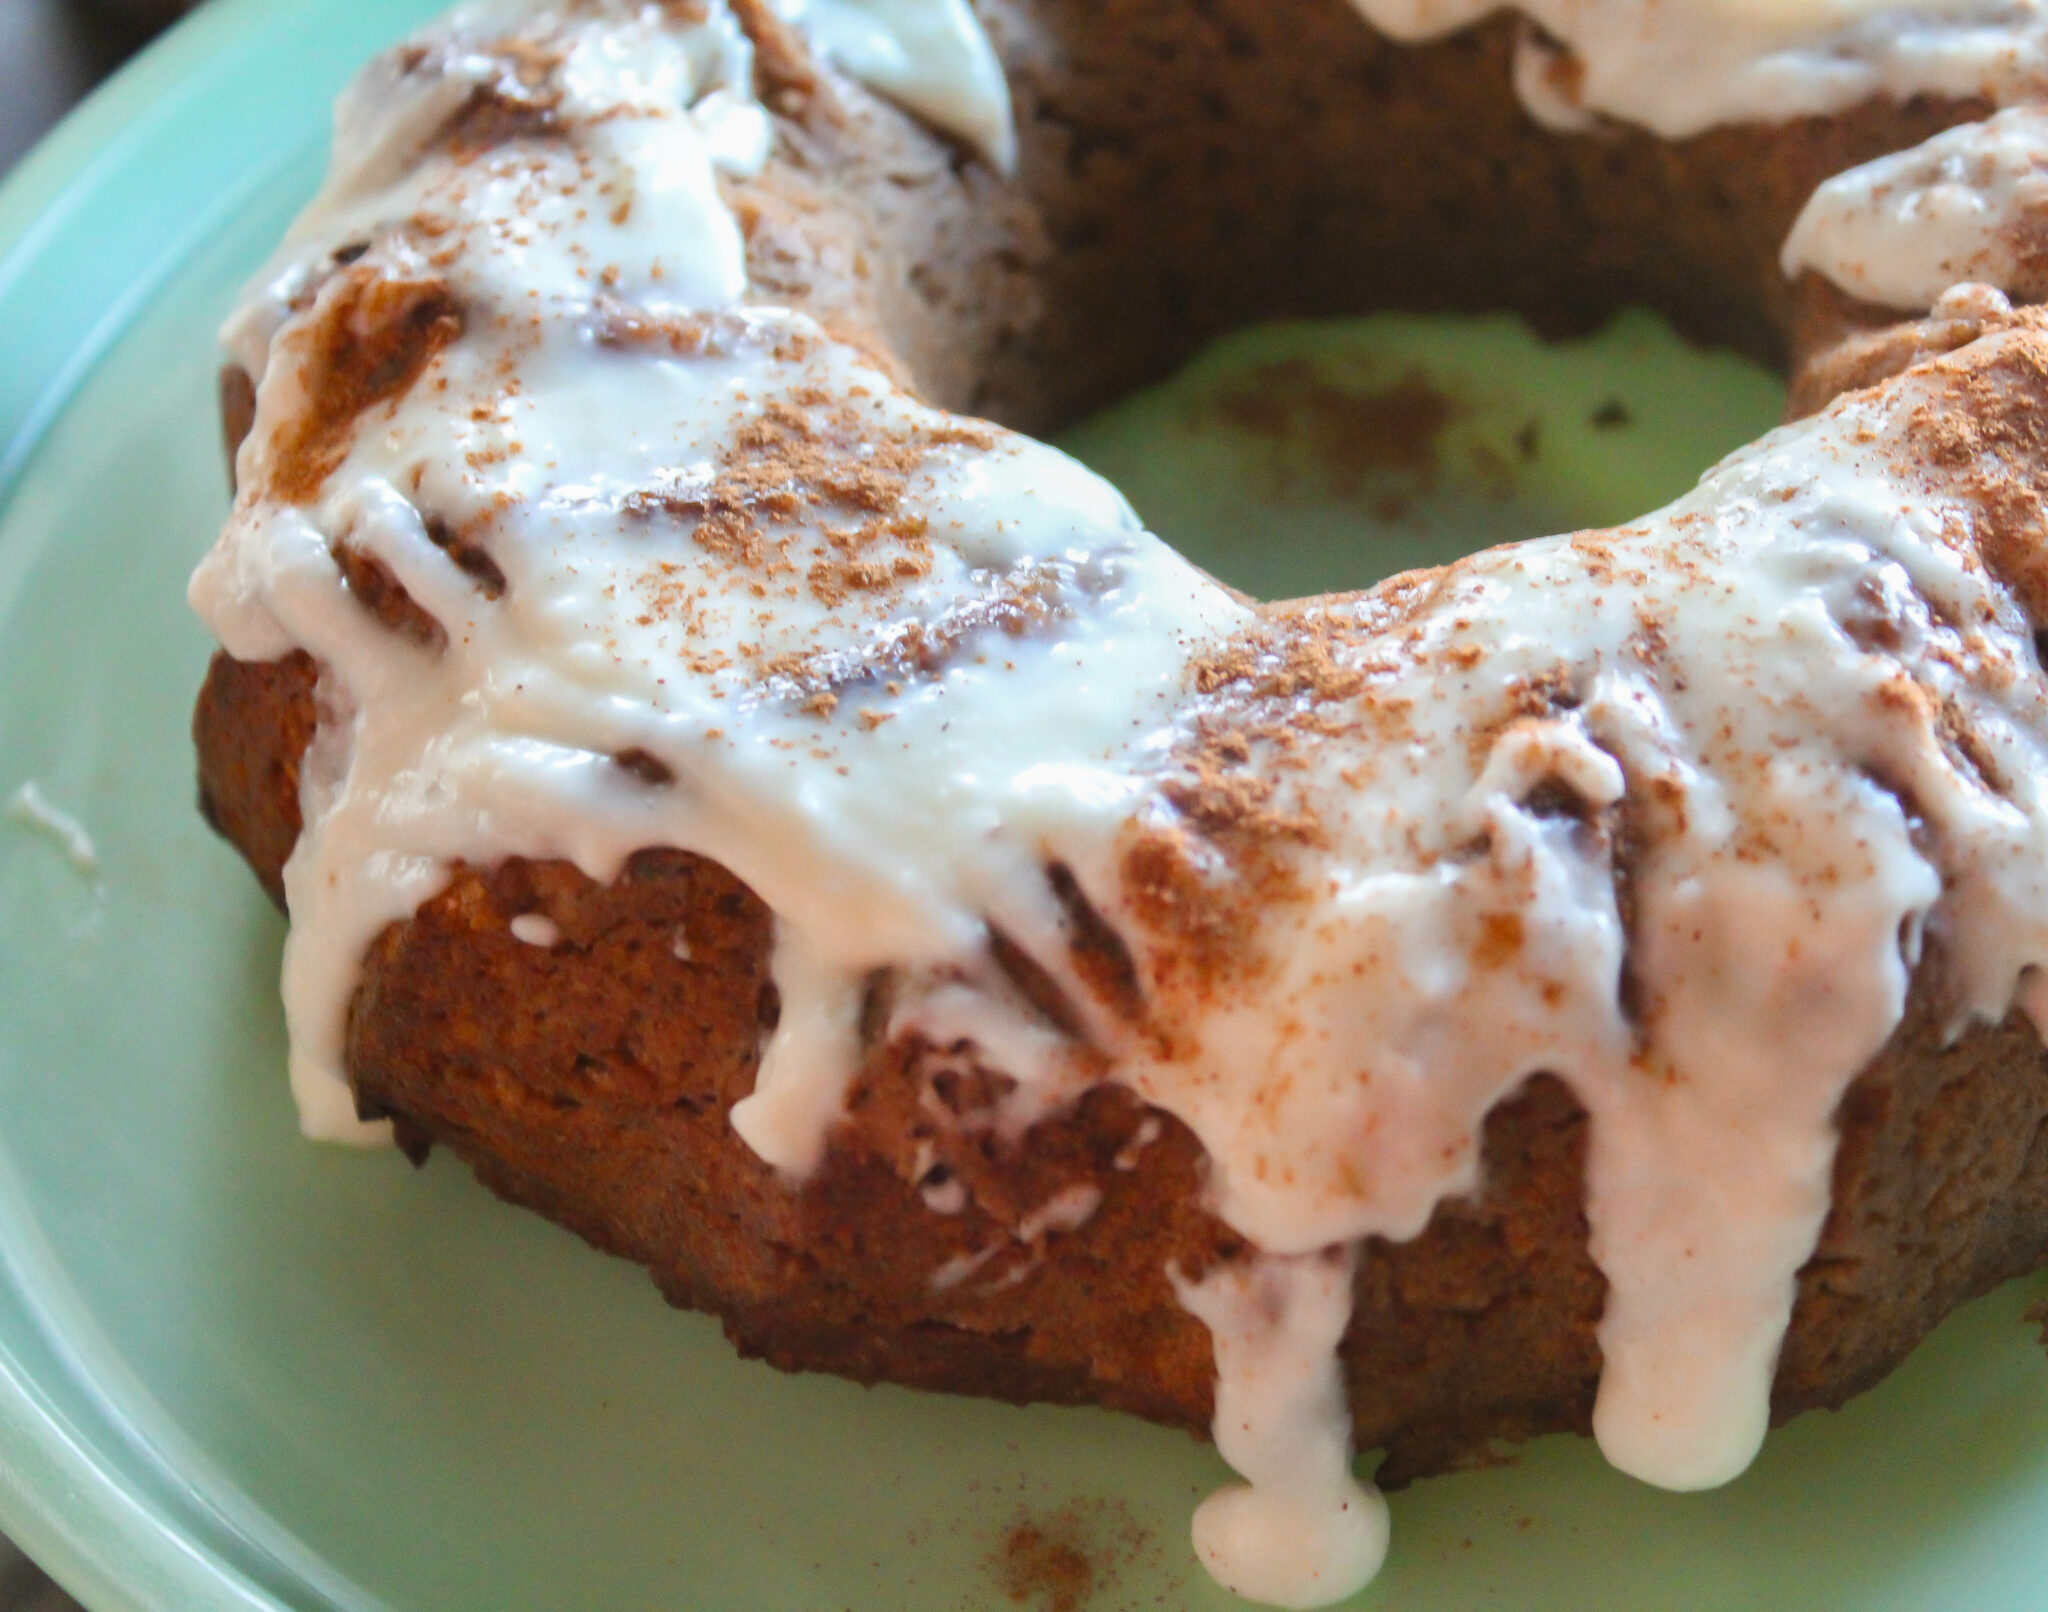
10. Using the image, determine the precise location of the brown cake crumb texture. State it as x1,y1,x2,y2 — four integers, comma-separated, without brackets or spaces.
195,0,2048,1485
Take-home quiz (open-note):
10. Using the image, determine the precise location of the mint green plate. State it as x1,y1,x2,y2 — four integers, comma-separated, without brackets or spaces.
4,5,2048,1608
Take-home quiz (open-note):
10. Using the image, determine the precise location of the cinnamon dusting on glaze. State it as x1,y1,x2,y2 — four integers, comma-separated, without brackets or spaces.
267,268,461,506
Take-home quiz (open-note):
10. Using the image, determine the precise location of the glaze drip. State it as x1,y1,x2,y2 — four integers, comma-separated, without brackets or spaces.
1173,1249,1388,1609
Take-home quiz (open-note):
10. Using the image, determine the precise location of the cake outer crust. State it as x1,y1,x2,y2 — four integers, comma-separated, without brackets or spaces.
194,623,2048,1485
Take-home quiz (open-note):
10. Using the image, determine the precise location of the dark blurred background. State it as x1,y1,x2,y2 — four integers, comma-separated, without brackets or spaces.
0,0,193,175
1,8,195,1604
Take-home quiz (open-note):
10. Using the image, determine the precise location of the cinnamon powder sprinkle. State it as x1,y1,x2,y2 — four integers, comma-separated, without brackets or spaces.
268,266,463,506
1120,821,1261,1005
444,39,569,155
591,299,819,367
1126,599,1474,1003
1208,360,1461,498
624,391,992,609
997,1522,1093,1612
988,1499,1160,1612
751,562,1071,705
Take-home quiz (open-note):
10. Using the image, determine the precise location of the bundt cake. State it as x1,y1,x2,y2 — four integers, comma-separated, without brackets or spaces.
187,0,2048,1602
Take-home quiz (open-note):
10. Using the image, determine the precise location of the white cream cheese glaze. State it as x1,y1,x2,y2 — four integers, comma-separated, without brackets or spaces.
1352,0,2048,138
5,783,100,881
189,1,2048,1605
1173,1249,1389,1608
775,0,1016,170
1785,106,2048,307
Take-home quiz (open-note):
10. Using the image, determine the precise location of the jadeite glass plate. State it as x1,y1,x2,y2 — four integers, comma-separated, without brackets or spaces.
5,4,2048,1608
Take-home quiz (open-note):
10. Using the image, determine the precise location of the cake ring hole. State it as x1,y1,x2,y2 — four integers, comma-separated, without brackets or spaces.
1052,313,1787,603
